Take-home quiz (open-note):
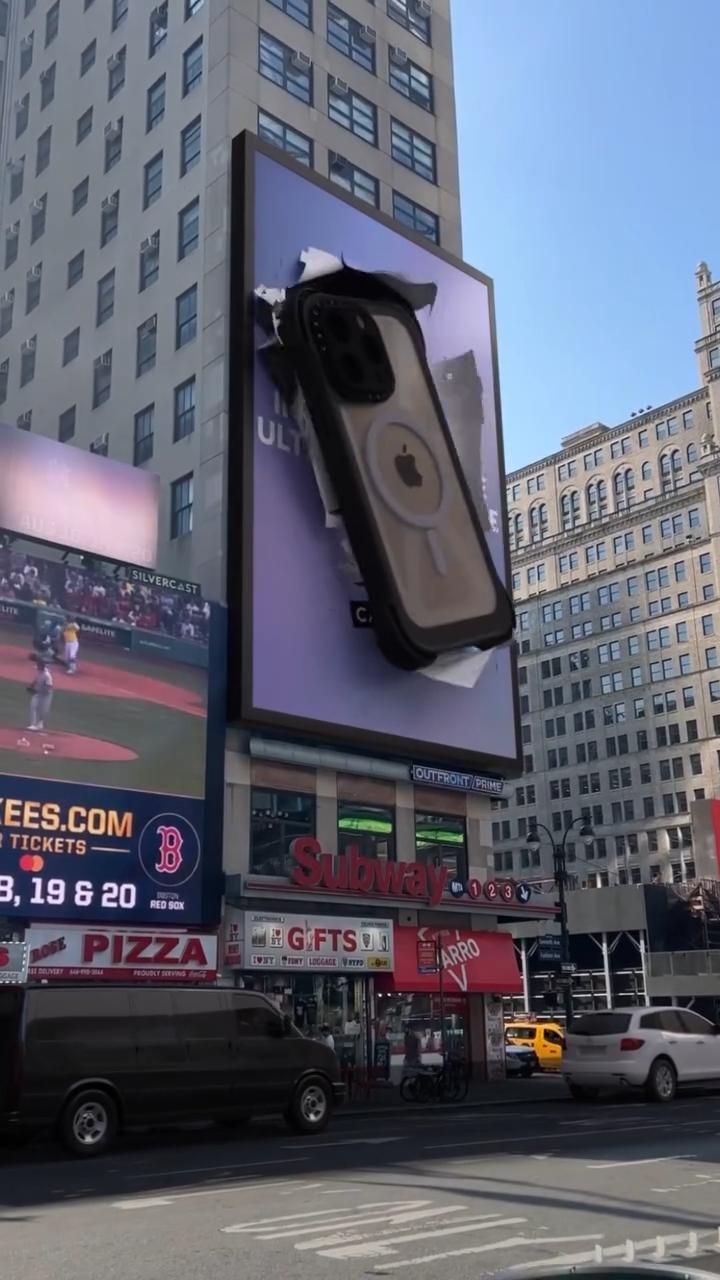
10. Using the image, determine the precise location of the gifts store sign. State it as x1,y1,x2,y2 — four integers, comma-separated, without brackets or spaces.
226,910,394,972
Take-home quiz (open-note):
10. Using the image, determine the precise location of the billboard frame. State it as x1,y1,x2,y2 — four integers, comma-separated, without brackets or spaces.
228,131,521,777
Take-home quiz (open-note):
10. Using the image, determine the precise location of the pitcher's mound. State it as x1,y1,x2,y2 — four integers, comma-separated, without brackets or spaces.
0,727,138,762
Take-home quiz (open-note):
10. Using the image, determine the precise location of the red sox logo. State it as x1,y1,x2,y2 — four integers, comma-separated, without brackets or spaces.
156,825,184,876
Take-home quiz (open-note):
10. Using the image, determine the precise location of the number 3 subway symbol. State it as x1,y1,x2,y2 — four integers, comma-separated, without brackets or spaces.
138,813,201,889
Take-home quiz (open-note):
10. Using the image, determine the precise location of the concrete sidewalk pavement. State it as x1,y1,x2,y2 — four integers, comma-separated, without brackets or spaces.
342,1071,566,1116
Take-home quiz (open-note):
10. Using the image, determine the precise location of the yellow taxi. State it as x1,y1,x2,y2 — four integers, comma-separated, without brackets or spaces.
505,1017,565,1071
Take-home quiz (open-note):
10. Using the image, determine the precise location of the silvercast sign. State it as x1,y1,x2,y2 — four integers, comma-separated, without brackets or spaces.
410,765,504,796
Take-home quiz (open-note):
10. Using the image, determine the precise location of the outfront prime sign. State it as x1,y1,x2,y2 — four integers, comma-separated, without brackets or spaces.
228,911,393,972
410,765,504,795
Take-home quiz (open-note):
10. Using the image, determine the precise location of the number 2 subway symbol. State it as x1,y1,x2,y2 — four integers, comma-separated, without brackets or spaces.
155,825,183,875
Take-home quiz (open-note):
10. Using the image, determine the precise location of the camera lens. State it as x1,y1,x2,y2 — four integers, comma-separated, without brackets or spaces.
363,334,385,365
326,309,352,344
341,352,365,385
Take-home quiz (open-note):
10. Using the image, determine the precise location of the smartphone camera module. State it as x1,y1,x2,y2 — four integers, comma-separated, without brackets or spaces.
309,300,395,404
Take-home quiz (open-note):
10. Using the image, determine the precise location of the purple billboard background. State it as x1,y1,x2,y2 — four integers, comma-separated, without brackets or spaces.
250,149,518,770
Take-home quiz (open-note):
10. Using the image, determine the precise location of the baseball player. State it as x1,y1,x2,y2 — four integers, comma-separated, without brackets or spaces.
62,617,80,674
27,657,54,731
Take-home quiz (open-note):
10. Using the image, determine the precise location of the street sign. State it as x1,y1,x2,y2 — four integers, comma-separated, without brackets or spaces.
515,882,532,904
561,961,577,975
416,938,439,974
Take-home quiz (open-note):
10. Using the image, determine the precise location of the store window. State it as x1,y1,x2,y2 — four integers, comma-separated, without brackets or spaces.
414,812,467,881
250,787,315,876
337,800,395,860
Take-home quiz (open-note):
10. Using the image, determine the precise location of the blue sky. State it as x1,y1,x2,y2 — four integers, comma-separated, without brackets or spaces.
452,0,720,472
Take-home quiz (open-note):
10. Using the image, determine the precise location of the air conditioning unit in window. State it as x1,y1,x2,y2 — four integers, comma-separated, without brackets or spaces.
6,222,20,238
6,158,23,174
30,197,45,212
27,264,42,280
107,51,124,69
95,353,112,368
389,45,408,64
329,75,349,95
290,49,311,70
14,98,26,113
21,337,36,353
40,66,52,80
101,193,118,211
0,291,14,306
143,316,158,334
414,0,432,15
104,120,122,138
91,432,109,453
140,233,159,254
358,24,376,43
20,33,33,49
17,412,32,430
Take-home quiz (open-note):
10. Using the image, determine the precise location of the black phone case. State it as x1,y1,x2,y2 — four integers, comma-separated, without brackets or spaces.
278,284,514,670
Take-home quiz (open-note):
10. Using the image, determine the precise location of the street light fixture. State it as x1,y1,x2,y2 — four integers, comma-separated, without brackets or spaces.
526,818,595,1025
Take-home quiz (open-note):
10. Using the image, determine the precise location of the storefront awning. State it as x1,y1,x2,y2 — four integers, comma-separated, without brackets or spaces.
375,925,523,996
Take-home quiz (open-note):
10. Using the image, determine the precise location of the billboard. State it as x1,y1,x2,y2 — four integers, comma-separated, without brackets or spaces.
228,135,519,774
0,423,159,568
0,538,224,925
225,909,393,972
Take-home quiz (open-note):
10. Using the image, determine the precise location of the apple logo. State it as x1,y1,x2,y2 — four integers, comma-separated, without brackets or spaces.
394,444,423,488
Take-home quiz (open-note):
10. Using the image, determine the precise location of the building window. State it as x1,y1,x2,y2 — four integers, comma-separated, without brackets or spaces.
388,0,430,45
67,251,84,288
108,46,127,99
149,2,168,57
0,360,8,406
259,31,312,103
143,151,163,208
180,115,202,174
20,340,37,387
9,159,25,203
104,118,123,171
176,284,198,347
36,126,52,175
174,376,196,441
5,226,19,267
72,176,90,214
267,0,311,27
390,118,435,181
62,328,80,365
76,107,93,144
101,194,119,245
186,0,204,14
709,347,720,370
139,234,160,291
328,152,378,205
182,37,203,95
147,76,166,131
20,32,34,77
257,109,312,166
388,50,433,110
329,81,377,144
0,293,13,339
133,404,154,465
178,197,200,259
328,4,375,73
92,352,113,407
30,194,47,244
25,264,42,314
112,0,128,30
392,193,438,241
81,39,96,75
40,62,56,109
0,0,7,33
338,801,395,861
136,317,157,376
15,94,30,138
58,406,76,442
250,787,315,875
415,812,467,882
96,269,115,326
171,473,193,538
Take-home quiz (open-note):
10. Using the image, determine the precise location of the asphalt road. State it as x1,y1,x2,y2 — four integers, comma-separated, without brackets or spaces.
3,1093,720,1280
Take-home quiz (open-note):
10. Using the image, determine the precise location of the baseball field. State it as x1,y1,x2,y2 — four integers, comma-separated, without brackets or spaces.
0,621,208,798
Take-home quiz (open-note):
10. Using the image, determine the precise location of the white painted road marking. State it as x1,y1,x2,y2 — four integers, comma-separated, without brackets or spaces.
113,1176,311,1210
288,1207,474,1249
587,1154,696,1170
222,1200,423,1234
372,1233,605,1271
121,1157,308,1181
260,1205,467,1241
315,1215,528,1260
283,1137,402,1150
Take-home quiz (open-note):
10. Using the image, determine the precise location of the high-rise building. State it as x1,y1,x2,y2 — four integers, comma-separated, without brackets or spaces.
495,262,720,889
0,0,461,598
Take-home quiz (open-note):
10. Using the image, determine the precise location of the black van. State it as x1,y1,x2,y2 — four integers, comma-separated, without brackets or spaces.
0,985,344,1157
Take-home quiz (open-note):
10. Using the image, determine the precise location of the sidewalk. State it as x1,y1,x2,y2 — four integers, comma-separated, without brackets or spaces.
342,1072,566,1116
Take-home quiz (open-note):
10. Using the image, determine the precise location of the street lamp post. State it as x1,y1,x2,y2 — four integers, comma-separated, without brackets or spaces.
527,818,595,1025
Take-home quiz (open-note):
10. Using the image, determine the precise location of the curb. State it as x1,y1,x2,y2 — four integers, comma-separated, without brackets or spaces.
340,1086,566,1118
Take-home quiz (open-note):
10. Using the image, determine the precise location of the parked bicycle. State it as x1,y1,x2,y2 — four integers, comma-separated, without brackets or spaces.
400,1056,470,1103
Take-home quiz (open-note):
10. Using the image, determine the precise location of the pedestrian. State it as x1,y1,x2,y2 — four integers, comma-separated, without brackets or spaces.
62,617,80,674
27,657,54,732
320,1024,335,1052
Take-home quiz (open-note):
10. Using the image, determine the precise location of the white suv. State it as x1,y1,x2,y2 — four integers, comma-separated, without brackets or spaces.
563,1006,720,1102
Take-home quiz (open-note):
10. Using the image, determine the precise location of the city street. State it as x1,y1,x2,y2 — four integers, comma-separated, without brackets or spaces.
3,1093,720,1280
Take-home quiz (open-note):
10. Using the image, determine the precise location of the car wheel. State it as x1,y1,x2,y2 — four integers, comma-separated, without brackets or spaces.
645,1056,677,1103
60,1088,118,1158
286,1076,332,1134
567,1082,600,1102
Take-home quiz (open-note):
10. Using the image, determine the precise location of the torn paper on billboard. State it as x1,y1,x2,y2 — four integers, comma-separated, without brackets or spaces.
254,247,509,685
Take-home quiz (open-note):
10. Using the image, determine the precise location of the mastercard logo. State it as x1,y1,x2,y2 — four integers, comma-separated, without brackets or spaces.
19,854,44,872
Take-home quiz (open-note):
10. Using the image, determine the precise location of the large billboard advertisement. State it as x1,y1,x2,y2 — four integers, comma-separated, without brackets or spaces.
228,135,519,774
0,539,223,924
0,423,159,568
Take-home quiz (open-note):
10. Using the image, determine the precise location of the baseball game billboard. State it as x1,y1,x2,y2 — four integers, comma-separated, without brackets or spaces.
228,135,519,774
0,536,224,925
0,423,159,568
